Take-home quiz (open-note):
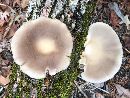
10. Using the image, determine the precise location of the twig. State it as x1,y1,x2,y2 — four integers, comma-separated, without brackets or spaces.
95,86,110,94
80,82,110,94
124,48,130,54
123,47,130,54
74,81,88,98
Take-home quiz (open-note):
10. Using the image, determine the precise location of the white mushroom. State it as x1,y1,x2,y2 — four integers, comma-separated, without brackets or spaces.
79,22,123,83
11,17,73,79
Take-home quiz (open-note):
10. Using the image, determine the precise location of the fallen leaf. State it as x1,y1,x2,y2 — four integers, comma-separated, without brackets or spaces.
0,11,10,22
0,19,5,27
5,0,10,5
95,93,104,98
1,67,10,77
0,3,15,40
108,2,124,23
123,33,130,50
13,0,21,7
110,11,120,28
21,0,29,9
0,0,10,5
0,75,10,86
125,36,130,49
115,84,130,98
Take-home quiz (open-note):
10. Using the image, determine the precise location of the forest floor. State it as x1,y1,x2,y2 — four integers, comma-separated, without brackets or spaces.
0,0,130,98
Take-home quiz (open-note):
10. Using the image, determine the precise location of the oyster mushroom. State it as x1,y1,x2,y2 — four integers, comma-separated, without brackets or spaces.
11,17,73,79
79,22,123,83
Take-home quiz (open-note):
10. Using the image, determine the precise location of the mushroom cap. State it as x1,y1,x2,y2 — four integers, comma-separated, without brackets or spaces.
35,38,57,55
11,17,73,79
79,22,123,83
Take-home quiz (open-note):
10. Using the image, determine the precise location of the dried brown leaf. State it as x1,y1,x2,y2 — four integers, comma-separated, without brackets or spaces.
0,3,16,40
21,0,29,9
13,0,21,7
110,11,120,28
0,11,10,22
0,75,10,86
0,19,5,27
95,93,105,98
125,36,130,49
115,84,130,98
5,0,10,5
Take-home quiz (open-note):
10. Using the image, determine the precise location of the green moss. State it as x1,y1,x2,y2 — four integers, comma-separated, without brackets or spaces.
6,64,18,97
48,2,96,98
36,79,44,97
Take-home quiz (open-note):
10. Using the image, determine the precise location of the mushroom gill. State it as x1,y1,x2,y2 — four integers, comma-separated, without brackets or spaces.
79,22,123,83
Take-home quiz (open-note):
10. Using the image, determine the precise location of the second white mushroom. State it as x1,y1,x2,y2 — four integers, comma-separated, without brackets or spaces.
79,22,123,83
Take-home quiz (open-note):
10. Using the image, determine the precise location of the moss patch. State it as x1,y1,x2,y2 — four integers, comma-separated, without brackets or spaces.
48,2,96,98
